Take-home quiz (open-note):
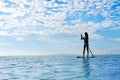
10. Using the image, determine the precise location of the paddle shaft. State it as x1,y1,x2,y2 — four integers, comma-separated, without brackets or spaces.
89,47,94,57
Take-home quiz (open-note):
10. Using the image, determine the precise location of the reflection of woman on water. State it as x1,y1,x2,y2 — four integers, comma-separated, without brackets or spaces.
82,59,91,79
81,32,89,58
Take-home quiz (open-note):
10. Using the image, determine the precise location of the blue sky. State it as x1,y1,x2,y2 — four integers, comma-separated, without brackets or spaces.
0,0,120,55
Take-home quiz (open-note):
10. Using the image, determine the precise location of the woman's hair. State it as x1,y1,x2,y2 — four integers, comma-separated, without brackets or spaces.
85,32,88,39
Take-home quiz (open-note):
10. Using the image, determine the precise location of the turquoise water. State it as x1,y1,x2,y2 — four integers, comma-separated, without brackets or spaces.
0,55,120,80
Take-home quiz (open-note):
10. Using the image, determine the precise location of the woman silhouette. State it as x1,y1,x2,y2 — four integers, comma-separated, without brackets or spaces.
81,32,89,58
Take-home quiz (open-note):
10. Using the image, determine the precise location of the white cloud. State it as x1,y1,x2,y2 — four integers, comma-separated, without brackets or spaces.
16,37,27,41
0,43,13,46
113,38,120,42
0,0,118,41
101,20,112,28
101,10,110,17
106,47,120,54
0,31,10,36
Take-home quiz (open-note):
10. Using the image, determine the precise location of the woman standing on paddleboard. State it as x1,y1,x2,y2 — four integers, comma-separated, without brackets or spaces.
81,32,89,58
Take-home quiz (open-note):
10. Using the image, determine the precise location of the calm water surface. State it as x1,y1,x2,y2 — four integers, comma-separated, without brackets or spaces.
0,55,120,80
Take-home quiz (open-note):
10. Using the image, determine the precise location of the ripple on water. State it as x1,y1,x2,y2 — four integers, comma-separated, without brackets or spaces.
0,55,119,80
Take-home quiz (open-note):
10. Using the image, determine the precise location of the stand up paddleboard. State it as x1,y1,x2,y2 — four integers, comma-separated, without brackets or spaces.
76,56,82,58
76,56,95,58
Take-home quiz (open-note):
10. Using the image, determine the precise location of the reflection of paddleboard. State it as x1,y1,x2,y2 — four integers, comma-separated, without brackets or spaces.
76,56,95,58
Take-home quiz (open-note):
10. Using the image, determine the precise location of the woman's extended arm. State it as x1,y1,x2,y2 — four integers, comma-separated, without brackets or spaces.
81,34,84,40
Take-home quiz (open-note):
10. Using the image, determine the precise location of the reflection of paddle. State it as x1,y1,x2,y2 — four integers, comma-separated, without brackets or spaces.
89,47,95,58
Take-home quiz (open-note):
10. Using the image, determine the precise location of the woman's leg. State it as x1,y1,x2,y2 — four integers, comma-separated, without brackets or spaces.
87,45,89,58
83,45,85,57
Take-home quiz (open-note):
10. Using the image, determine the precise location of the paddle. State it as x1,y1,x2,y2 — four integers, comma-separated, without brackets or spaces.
89,47,95,58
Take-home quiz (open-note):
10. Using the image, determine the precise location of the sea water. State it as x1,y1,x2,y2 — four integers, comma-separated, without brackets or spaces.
0,55,120,80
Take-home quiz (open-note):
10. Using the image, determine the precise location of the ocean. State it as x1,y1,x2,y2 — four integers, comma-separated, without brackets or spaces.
0,55,120,80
